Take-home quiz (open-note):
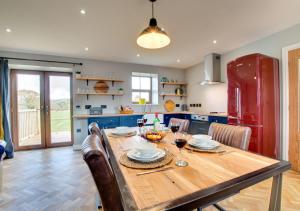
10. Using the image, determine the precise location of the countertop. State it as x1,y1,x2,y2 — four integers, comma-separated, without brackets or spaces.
73,111,228,119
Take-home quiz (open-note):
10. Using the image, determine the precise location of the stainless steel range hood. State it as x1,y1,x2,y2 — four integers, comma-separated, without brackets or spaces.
200,53,222,85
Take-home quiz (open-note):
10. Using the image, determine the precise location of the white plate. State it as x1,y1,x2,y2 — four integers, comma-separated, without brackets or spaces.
112,128,136,135
127,148,166,162
189,139,220,150
192,134,212,141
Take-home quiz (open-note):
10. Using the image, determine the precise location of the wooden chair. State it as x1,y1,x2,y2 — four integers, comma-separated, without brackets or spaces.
81,134,123,211
168,118,190,132
201,123,252,211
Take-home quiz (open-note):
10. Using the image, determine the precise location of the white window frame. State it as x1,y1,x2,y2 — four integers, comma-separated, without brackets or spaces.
131,72,158,105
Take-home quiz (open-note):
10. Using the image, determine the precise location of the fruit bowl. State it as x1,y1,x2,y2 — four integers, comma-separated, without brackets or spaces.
142,130,167,142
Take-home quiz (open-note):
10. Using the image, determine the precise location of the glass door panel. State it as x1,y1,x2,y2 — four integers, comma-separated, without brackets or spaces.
14,72,44,149
46,73,72,146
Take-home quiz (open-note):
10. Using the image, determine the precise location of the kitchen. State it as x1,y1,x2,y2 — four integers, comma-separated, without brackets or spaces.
1,0,300,210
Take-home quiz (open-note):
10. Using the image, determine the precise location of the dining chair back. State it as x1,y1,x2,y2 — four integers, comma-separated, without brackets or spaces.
205,123,252,211
89,122,106,150
81,134,123,211
208,123,252,150
168,118,190,133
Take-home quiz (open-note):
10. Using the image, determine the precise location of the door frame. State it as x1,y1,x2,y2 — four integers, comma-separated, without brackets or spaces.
10,69,73,150
44,71,74,148
10,70,46,150
282,42,300,161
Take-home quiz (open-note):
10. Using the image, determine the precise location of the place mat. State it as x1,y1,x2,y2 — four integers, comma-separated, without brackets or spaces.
108,131,137,138
185,144,227,153
119,152,173,169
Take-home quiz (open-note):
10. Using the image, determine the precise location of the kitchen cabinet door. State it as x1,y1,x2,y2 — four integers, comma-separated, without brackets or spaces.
120,115,143,127
88,117,120,129
209,116,228,124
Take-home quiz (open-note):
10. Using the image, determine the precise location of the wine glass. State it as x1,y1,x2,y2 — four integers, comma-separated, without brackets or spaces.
143,116,148,125
170,122,180,141
175,133,188,167
137,119,144,136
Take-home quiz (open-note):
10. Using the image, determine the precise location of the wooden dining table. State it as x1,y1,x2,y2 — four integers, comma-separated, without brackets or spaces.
102,128,290,211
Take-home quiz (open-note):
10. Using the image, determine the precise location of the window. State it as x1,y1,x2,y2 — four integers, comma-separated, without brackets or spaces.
131,72,158,104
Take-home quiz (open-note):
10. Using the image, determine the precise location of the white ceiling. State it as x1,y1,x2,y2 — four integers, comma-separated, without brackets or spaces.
1,0,300,69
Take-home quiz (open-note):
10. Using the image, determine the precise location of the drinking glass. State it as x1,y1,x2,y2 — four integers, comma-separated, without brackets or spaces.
175,133,188,167
170,122,180,141
143,116,148,125
137,119,144,136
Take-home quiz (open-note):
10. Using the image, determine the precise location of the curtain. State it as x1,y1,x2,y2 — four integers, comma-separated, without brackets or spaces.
0,59,13,158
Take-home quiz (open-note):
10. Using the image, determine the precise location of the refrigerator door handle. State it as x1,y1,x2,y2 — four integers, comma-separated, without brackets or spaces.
236,88,241,119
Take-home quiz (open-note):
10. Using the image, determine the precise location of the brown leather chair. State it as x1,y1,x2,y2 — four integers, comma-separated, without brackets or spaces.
168,118,190,132
89,122,106,150
208,123,252,150
82,134,123,211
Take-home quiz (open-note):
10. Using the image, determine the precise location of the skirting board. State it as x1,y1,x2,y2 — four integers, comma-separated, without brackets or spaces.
73,145,82,151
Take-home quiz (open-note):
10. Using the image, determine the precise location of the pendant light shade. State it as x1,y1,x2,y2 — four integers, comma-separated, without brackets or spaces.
137,0,171,49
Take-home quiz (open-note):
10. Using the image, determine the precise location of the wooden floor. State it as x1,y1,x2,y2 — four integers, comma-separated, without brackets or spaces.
0,147,300,211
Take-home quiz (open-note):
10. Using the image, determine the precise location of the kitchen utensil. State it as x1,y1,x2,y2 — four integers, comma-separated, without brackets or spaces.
136,166,173,176
94,81,109,93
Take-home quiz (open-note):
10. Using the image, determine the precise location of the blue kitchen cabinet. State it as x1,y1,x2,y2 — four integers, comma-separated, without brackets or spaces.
182,114,191,121
120,115,143,127
88,117,120,129
163,114,191,126
208,116,228,124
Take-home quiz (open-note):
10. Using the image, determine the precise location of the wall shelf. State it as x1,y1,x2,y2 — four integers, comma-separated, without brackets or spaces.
76,92,124,100
161,82,187,88
159,93,187,100
76,75,124,86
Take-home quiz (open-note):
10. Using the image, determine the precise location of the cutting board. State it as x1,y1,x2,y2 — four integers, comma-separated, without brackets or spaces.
164,100,175,112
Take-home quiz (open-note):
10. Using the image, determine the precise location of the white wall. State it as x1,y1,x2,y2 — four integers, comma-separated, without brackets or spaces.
185,62,227,113
0,51,186,147
186,23,300,112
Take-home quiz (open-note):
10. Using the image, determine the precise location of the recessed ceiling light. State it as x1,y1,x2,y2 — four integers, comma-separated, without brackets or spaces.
80,9,86,15
136,54,140,57
84,47,89,51
213,40,217,44
176,59,181,63
5,28,11,33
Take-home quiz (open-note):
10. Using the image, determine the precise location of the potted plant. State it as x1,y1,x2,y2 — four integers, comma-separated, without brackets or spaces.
118,88,124,94
75,70,81,78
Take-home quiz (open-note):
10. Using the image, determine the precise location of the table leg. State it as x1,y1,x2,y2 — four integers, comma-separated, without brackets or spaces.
269,173,282,211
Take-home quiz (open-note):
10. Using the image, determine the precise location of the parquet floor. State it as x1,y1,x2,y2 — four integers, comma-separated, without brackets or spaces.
0,147,299,211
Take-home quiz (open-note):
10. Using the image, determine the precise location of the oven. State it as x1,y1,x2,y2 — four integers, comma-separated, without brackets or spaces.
188,115,210,135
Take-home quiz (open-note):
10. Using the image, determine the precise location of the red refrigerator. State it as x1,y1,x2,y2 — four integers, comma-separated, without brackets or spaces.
227,53,280,158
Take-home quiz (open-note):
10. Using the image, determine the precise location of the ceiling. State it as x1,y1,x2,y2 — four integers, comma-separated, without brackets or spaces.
1,0,300,69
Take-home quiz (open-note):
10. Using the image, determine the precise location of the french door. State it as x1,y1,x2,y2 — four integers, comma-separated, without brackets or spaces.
11,70,73,150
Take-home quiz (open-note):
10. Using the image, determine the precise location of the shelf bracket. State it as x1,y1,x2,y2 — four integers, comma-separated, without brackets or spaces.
162,95,165,100
86,94,89,100
180,96,183,100
86,80,89,86
112,81,115,87
162,83,165,88
112,95,115,100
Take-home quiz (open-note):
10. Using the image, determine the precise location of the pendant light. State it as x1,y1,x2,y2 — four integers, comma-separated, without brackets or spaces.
137,0,171,49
